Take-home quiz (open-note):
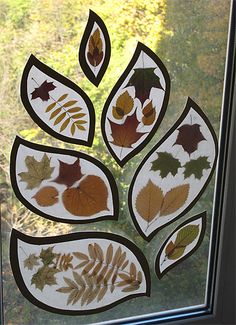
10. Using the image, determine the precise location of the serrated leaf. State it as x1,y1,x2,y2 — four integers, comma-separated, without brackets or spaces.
184,156,211,179
39,246,56,266
150,152,181,178
112,91,134,119
23,254,40,270
135,180,164,222
160,184,189,216
31,266,58,291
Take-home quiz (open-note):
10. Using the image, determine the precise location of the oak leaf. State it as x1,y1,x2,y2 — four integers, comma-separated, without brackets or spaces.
24,253,40,270
109,110,145,148
135,180,164,222
112,91,134,119
142,100,156,125
183,156,211,179
33,186,58,207
126,68,163,105
62,175,108,216
150,152,181,177
18,154,54,190
174,124,206,155
31,80,56,101
87,28,103,67
160,184,189,216
53,158,83,188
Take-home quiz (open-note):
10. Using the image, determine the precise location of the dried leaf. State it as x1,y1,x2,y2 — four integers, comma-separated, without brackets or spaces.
53,158,83,188
183,156,211,179
24,253,40,270
71,113,86,119
63,100,77,107
49,107,62,120
18,154,54,190
45,102,57,112
97,286,107,302
142,100,156,125
137,271,142,283
73,252,89,261
54,112,66,126
57,93,68,102
71,123,76,135
94,243,104,262
112,91,134,119
121,260,129,270
82,260,96,275
160,184,189,216
39,246,56,266
33,186,58,207
60,118,70,132
67,107,82,113
31,266,59,291
31,80,56,101
87,28,104,67
150,152,181,178
135,180,164,222
130,262,137,280
109,110,145,148
122,285,139,292
88,244,96,260
112,247,122,266
73,271,85,287
62,175,108,216
105,244,113,265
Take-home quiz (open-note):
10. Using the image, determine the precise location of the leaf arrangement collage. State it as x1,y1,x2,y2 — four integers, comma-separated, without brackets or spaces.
9,10,218,315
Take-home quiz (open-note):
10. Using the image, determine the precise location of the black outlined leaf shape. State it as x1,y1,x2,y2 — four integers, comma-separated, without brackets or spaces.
155,212,206,278
21,55,95,146
10,137,119,224
79,10,111,87
128,98,218,241
10,229,150,314
101,42,170,167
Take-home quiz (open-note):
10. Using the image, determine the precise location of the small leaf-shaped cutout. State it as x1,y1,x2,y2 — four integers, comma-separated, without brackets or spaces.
21,55,95,146
10,137,118,224
129,98,218,241
101,42,170,167
79,10,111,87
155,212,206,278
10,230,150,314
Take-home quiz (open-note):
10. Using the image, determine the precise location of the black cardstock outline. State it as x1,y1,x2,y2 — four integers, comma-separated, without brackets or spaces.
128,97,218,241
155,212,207,279
10,136,119,224
10,229,151,315
79,10,111,87
101,42,170,167
21,54,95,146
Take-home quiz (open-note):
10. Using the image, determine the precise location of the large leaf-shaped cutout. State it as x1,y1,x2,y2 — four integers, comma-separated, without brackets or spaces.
79,10,111,86
21,55,95,146
10,137,118,224
155,212,206,278
10,229,150,314
101,42,170,167
128,98,218,241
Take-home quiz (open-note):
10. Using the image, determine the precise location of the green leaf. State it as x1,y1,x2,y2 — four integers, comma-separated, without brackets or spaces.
18,154,54,189
39,246,56,266
175,224,200,247
24,253,40,270
31,266,59,291
150,152,181,178
183,156,211,179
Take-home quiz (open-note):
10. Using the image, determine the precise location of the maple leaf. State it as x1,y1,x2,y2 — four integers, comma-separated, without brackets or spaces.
183,156,211,179
174,124,206,155
31,265,59,291
18,154,54,190
53,158,84,188
87,28,104,67
109,110,145,148
24,253,40,270
39,247,57,266
31,80,56,101
150,152,181,178
126,68,163,105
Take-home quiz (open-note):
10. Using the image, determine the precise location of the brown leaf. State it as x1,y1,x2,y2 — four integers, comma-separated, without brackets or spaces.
82,260,96,275
135,180,164,222
53,158,83,188
112,91,134,119
97,286,107,302
71,123,76,135
142,100,156,125
57,93,68,102
87,28,104,67
63,100,77,107
45,102,57,112
31,80,56,101
105,244,113,265
67,107,82,113
112,247,122,266
94,243,104,262
49,107,62,120
60,118,70,132
33,186,58,207
130,262,137,280
109,110,145,148
97,265,109,284
160,184,189,216
62,175,108,216
88,244,96,260
121,260,129,270
54,112,66,126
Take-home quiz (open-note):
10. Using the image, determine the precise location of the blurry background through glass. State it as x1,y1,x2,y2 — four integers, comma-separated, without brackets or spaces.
0,0,230,324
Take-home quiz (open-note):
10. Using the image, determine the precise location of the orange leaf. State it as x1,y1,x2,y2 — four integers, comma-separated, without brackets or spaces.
33,186,58,207
142,100,156,125
160,184,189,216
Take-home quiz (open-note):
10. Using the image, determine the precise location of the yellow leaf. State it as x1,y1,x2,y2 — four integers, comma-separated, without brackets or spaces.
57,94,68,102
54,112,66,126
67,107,82,113
135,180,164,222
71,113,86,119
112,91,134,119
49,107,62,120
75,120,87,125
71,123,76,135
63,100,77,107
160,184,190,216
45,102,56,112
142,100,156,125
60,118,70,132
76,124,86,131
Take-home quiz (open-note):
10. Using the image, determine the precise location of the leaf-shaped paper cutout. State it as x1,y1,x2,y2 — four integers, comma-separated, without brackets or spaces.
79,10,111,87
10,230,150,314
18,154,54,190
62,175,108,216
129,98,218,241
155,212,206,278
101,42,170,167
10,137,119,224
21,55,95,146
150,152,181,178
184,156,211,179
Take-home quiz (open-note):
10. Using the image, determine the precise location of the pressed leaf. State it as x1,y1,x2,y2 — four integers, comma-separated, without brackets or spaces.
50,107,62,120
112,247,122,266
105,244,113,265
130,262,137,280
121,260,129,270
73,272,86,287
117,252,126,268
57,93,68,102
62,175,108,216
112,91,134,119
31,80,56,101
24,254,40,270
67,107,82,113
87,28,104,67
160,184,189,216
33,186,58,207
94,243,104,262
142,101,156,125
122,285,139,292
60,118,70,132
71,123,76,135
150,152,181,178
137,271,142,283
45,102,57,112
31,266,59,291
18,154,54,190
56,286,73,294
82,260,96,275
88,244,96,260
97,286,107,302
75,120,87,125
183,156,211,179
53,158,83,188
54,112,66,126
71,113,86,119
76,124,86,131
175,224,200,247
63,100,77,107
135,180,164,222
73,252,89,261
